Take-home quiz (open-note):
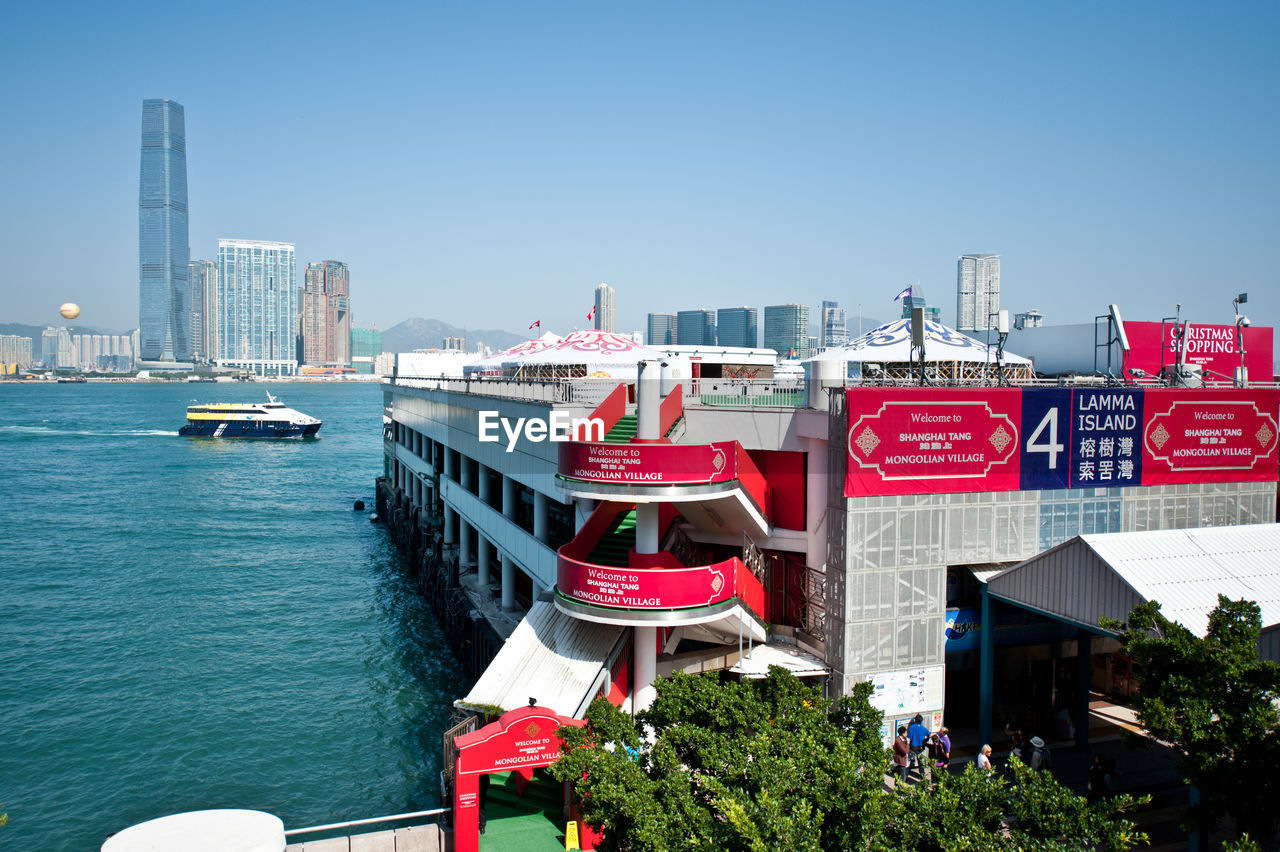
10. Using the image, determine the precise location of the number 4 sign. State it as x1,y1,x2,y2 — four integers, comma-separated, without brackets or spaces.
1019,390,1073,490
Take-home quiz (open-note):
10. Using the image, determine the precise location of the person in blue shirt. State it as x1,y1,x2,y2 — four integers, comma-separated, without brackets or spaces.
906,714,931,779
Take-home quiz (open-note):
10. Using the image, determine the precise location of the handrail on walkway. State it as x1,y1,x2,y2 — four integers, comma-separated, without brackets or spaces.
284,807,449,837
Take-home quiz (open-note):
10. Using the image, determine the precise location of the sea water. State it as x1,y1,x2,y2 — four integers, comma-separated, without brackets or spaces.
0,382,463,851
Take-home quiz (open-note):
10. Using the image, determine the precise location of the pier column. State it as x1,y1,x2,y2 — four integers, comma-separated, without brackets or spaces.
632,359,664,712
534,491,549,544
477,536,491,587
477,462,490,506
459,519,472,569
502,475,516,519
460,454,472,492
444,505,456,546
444,447,456,483
501,555,516,611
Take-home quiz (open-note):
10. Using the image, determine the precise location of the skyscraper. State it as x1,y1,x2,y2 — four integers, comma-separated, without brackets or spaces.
677,310,716,347
647,313,677,346
819,301,847,349
189,259,216,362
763,304,809,358
138,99,191,362
716,307,759,348
215,239,298,376
900,286,942,324
594,283,616,333
302,260,351,366
956,253,1001,333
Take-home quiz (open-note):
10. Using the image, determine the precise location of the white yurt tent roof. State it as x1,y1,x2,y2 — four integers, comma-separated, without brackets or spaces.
810,318,1031,366
503,330,664,379
464,331,562,376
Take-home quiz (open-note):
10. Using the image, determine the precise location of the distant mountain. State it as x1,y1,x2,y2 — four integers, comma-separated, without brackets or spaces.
381,318,524,355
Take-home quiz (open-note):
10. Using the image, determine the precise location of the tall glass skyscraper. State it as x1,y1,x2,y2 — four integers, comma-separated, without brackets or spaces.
763,303,810,358
677,310,716,346
647,313,677,346
138,99,190,362
216,240,298,376
956,253,1001,332
716,306,758,348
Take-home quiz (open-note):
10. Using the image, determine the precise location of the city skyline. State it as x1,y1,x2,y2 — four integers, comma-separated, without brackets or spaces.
2,3,1277,342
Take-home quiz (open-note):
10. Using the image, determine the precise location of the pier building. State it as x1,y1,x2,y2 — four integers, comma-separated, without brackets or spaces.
376,322,1278,849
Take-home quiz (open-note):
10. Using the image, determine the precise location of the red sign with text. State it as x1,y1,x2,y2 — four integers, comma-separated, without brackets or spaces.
1140,389,1279,484
559,441,735,485
844,387,1280,497
557,555,735,609
845,388,1023,496
1123,321,1273,382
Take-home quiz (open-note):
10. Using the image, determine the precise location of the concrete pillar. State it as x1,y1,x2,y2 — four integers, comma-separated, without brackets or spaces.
1075,630,1092,749
804,436,827,569
636,359,661,440
477,462,490,505
634,625,658,712
444,505,456,546
459,519,472,569
444,448,455,483
575,498,597,532
634,503,660,554
534,491,549,544
502,475,516,519
460,455,472,491
978,586,994,749
477,536,491,587
501,555,516,611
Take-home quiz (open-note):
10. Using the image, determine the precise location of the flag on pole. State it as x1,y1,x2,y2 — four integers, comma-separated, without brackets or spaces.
894,286,912,301
587,305,596,322
529,319,541,329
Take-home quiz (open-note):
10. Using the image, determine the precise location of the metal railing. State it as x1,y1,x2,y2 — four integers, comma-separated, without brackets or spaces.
386,375,619,406
284,807,448,838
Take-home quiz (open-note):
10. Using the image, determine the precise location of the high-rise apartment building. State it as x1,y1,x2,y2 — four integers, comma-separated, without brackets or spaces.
956,254,1001,333
189,259,216,362
677,310,716,347
900,287,942,324
594,283,616,333
763,304,809,358
716,307,759,348
0,336,34,371
215,239,298,376
819,301,847,349
302,261,351,366
647,313,677,347
138,99,191,362
41,327,72,369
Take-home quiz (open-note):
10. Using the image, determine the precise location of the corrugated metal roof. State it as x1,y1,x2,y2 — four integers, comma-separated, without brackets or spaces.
987,523,1280,641
459,600,626,719
1082,524,1280,637
729,642,829,679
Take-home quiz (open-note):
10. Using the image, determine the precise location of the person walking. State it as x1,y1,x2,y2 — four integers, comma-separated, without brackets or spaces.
892,726,911,786
977,744,994,772
935,726,952,772
906,714,931,780
1029,736,1052,772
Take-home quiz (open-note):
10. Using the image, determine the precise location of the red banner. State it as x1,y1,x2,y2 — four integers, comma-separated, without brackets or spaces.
559,441,736,485
845,389,1023,496
1140,389,1279,484
1123,321,1273,382
557,554,736,610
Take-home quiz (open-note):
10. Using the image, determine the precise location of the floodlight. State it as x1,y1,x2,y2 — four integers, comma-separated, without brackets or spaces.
1109,304,1130,352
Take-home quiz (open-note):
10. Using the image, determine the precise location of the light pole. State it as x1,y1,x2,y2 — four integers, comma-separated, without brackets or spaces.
1232,292,1249,387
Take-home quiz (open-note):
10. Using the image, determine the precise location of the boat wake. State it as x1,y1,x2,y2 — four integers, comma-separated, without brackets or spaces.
0,426,180,438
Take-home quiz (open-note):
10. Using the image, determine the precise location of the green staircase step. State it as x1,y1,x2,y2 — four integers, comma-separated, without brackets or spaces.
586,509,637,567
603,414,637,443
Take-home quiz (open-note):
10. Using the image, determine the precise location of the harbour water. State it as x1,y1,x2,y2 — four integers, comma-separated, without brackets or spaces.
0,382,464,851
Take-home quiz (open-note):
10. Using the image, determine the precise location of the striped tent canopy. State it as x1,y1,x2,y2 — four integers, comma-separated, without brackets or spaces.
463,331,562,376
502,330,664,380
809,318,1034,381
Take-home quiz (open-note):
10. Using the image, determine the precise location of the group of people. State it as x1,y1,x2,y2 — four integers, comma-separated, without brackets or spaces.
975,727,1052,774
891,715,951,784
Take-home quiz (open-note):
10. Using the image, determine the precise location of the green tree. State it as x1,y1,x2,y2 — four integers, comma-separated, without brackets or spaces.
551,667,1146,851
1111,596,1280,843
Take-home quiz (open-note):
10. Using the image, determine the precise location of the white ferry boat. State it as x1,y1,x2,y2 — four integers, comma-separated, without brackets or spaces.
179,392,321,438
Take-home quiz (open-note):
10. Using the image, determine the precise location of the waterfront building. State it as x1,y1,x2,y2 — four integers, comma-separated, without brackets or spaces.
819,301,846,349
956,253,1001,333
351,327,382,374
1014,309,1044,329
594,283,616,333
0,335,34,372
214,239,298,377
763,303,809,358
302,261,351,366
716,306,759,349
138,99,191,363
677,309,716,347
646,313,677,347
379,333,1279,803
189,259,217,362
41,327,72,369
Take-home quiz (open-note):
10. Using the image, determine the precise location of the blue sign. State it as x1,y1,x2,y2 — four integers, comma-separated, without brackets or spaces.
1067,388,1143,488
1018,389,1072,491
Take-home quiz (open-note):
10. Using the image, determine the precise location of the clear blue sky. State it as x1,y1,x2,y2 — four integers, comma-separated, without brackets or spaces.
2,0,1276,340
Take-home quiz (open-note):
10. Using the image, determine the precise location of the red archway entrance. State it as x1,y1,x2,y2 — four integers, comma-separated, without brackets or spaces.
452,705,587,852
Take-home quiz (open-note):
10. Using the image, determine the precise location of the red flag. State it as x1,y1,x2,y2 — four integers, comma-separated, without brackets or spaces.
587,305,596,322
529,320,541,329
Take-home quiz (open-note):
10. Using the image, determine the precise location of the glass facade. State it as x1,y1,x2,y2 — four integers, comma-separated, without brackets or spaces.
215,240,298,375
646,313,676,346
138,99,190,362
676,310,716,346
763,303,809,358
716,306,758,348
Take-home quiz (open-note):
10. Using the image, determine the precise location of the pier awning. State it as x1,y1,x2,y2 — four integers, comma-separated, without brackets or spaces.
458,598,628,719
